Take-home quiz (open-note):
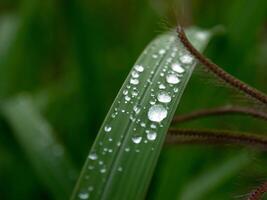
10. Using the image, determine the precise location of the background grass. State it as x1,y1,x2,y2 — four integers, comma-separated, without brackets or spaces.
0,0,267,199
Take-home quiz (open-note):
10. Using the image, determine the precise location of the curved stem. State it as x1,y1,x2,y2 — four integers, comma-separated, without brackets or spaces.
172,105,267,124
177,25,267,106
247,181,267,200
166,128,267,150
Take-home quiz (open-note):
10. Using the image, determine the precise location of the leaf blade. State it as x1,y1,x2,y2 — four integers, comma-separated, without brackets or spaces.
72,27,213,200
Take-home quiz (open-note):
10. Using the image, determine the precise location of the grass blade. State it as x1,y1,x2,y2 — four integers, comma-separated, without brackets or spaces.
1,94,77,200
72,27,213,200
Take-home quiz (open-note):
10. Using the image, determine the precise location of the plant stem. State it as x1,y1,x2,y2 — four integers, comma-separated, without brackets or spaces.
172,105,267,124
166,128,267,150
247,181,267,200
176,25,267,106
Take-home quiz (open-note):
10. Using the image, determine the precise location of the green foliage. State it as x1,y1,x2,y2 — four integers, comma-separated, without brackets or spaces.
0,0,267,200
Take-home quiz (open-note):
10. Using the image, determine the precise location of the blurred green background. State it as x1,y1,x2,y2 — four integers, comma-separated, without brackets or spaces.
1,0,267,199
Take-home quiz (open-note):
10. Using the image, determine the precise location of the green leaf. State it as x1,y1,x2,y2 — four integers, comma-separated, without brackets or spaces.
72,27,213,200
1,94,77,200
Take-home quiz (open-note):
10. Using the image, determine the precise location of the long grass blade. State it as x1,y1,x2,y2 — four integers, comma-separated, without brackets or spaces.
72,27,213,200
1,94,77,200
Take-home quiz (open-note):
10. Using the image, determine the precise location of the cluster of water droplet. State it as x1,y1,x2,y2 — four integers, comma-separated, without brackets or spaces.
76,33,196,199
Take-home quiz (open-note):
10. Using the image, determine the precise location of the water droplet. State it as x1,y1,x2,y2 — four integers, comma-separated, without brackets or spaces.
79,192,89,199
171,62,185,73
133,105,141,114
131,70,139,78
159,84,166,89
166,74,180,84
150,124,157,129
88,186,94,192
125,95,131,101
118,166,123,172
173,87,179,93
159,49,166,55
104,125,112,132
148,104,168,122
123,90,128,95
88,152,98,160
100,167,106,173
125,147,130,152
130,78,139,85
132,136,142,144
146,130,157,141
157,91,171,103
152,54,158,58
134,65,144,72
180,54,193,64
140,122,146,127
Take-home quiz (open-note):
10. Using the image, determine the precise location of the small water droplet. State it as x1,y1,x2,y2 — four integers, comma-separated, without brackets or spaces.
79,192,89,199
88,152,98,160
132,136,142,144
134,65,144,72
104,125,112,132
100,167,106,173
171,62,185,73
125,147,130,152
150,124,157,129
133,105,141,114
146,130,157,141
166,74,180,84
140,122,146,127
125,95,131,101
157,91,171,103
152,54,158,58
132,70,139,78
180,54,193,64
173,87,179,93
123,90,128,95
148,104,168,122
159,84,166,89
130,78,139,85
88,186,94,192
118,166,123,172
159,49,166,55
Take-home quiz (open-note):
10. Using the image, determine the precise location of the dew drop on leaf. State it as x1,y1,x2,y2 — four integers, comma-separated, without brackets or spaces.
104,125,112,132
166,74,180,84
88,152,98,160
134,64,144,72
132,136,142,144
180,54,193,64
157,91,171,103
78,192,89,199
148,104,167,122
171,62,185,73
146,130,157,141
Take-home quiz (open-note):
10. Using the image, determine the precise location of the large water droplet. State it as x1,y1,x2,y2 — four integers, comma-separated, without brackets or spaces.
157,91,171,103
148,104,168,122
132,136,142,144
146,130,157,141
79,192,89,199
171,62,185,73
88,152,98,160
166,74,180,84
134,65,144,72
180,54,193,64
104,125,112,132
